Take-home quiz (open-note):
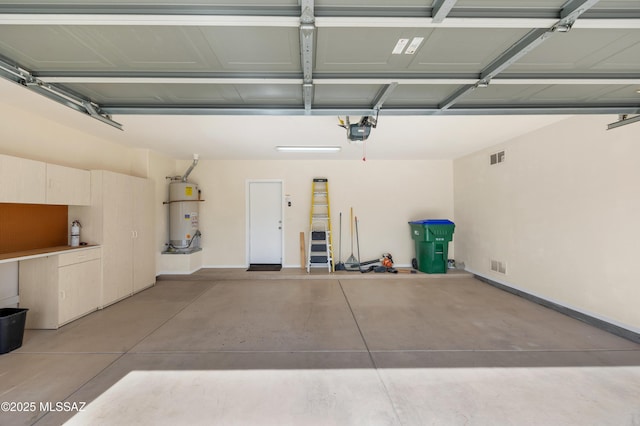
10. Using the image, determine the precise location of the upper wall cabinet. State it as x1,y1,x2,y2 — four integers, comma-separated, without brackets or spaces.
46,163,91,206
0,154,46,203
0,154,91,205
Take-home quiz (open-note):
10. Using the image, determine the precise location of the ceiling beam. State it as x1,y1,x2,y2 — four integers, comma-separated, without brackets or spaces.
431,0,458,23
438,84,476,111
0,56,122,130
101,105,640,117
0,4,303,15
0,14,301,27
299,0,315,113
372,83,399,111
480,28,553,82
39,77,306,85
302,83,314,111
0,14,638,29
438,0,602,110
607,114,640,130
37,75,640,86
439,27,553,109
560,0,601,24
0,3,637,20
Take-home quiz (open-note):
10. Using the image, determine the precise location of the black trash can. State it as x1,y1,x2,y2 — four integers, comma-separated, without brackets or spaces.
0,308,28,354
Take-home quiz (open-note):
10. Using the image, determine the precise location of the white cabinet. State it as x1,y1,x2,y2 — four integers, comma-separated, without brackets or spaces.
19,247,102,329
0,154,46,203
84,170,155,307
45,163,91,205
0,154,91,205
100,171,135,305
133,177,156,293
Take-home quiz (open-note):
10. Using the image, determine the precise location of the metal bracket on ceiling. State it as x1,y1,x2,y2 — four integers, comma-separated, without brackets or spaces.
559,0,601,25
372,82,398,112
607,114,640,130
0,56,122,130
300,0,315,113
431,0,458,24
302,83,314,111
82,100,122,130
551,22,573,33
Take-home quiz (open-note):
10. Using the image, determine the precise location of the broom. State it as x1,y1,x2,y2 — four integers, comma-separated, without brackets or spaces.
335,212,346,270
345,207,358,268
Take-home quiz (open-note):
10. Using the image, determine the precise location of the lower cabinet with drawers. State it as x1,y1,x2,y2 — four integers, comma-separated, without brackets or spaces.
19,247,102,329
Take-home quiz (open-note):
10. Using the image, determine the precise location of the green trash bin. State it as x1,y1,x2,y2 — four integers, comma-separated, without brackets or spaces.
409,219,455,273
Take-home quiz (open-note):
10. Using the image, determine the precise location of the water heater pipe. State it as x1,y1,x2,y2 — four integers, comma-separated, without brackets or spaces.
181,153,199,182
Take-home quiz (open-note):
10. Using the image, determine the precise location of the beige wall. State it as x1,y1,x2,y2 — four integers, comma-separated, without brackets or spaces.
179,159,453,268
454,115,640,332
0,101,160,306
7,92,637,333
0,96,455,272
0,101,144,176
2,98,445,273
148,151,177,265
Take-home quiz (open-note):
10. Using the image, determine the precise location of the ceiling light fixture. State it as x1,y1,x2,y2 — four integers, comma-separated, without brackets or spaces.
276,146,341,153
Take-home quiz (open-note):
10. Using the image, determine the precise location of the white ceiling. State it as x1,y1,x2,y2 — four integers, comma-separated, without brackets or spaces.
1,76,571,161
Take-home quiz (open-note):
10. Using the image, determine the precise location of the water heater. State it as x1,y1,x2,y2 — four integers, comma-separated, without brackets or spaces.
166,154,201,253
168,181,200,250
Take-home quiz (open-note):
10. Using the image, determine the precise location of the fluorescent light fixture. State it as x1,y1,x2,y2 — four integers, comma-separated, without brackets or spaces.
276,146,341,153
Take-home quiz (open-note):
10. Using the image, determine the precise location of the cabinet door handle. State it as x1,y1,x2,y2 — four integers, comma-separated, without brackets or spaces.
59,291,65,300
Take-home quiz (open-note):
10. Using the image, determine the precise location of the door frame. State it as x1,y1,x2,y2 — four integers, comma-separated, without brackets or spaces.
245,179,284,266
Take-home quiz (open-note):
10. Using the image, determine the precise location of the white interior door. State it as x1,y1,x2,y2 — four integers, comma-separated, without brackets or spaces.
248,181,283,264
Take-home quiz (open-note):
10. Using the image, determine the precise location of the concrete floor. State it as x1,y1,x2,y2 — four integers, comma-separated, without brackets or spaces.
1,269,639,425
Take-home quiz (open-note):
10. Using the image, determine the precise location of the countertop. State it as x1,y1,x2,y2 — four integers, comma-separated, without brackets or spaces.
0,245,100,264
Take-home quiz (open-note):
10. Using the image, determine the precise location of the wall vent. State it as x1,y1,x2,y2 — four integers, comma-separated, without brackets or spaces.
490,259,507,274
490,150,505,165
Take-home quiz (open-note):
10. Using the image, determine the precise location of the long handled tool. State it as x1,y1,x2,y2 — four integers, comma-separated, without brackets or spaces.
345,207,358,268
355,215,362,272
335,212,346,270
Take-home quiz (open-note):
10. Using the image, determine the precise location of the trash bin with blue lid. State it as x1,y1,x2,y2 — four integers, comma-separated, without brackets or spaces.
409,219,455,273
